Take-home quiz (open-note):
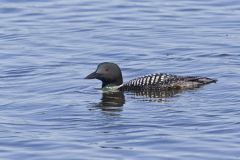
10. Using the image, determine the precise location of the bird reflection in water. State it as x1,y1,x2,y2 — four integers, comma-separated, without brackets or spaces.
96,91,125,112
96,88,184,112
126,88,184,102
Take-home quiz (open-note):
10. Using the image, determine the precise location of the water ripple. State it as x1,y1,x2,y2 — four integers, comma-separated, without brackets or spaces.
1,0,240,159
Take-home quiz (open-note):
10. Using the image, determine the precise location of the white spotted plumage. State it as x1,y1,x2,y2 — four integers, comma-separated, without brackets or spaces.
161,75,165,81
140,77,143,85
137,79,140,86
124,73,181,88
143,77,147,85
147,77,151,85
155,75,159,83
151,75,155,85
134,80,137,86
131,80,134,85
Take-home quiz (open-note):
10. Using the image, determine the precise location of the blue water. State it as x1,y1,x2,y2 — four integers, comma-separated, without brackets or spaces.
1,0,240,159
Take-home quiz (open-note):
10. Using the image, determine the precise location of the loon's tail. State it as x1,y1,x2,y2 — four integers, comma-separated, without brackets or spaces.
186,76,217,84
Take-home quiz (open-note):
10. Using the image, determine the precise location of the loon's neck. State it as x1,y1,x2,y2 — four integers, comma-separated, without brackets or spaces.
101,78,123,88
102,83,123,92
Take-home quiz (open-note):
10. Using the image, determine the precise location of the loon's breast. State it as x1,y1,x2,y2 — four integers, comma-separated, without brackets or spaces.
120,73,216,91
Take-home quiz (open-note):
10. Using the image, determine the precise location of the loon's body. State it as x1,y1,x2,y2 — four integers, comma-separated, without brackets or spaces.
85,62,217,91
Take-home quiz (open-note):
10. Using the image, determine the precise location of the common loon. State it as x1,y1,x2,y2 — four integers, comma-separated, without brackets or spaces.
85,62,217,91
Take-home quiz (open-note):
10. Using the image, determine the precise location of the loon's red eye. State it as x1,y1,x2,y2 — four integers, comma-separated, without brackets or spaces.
105,68,109,72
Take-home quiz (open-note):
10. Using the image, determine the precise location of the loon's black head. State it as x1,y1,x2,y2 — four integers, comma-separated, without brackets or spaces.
85,62,123,88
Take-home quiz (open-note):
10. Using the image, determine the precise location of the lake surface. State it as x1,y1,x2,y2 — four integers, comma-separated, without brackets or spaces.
1,0,240,159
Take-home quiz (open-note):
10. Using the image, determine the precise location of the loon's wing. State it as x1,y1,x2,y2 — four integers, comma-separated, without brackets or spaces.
121,73,216,90
122,73,178,89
